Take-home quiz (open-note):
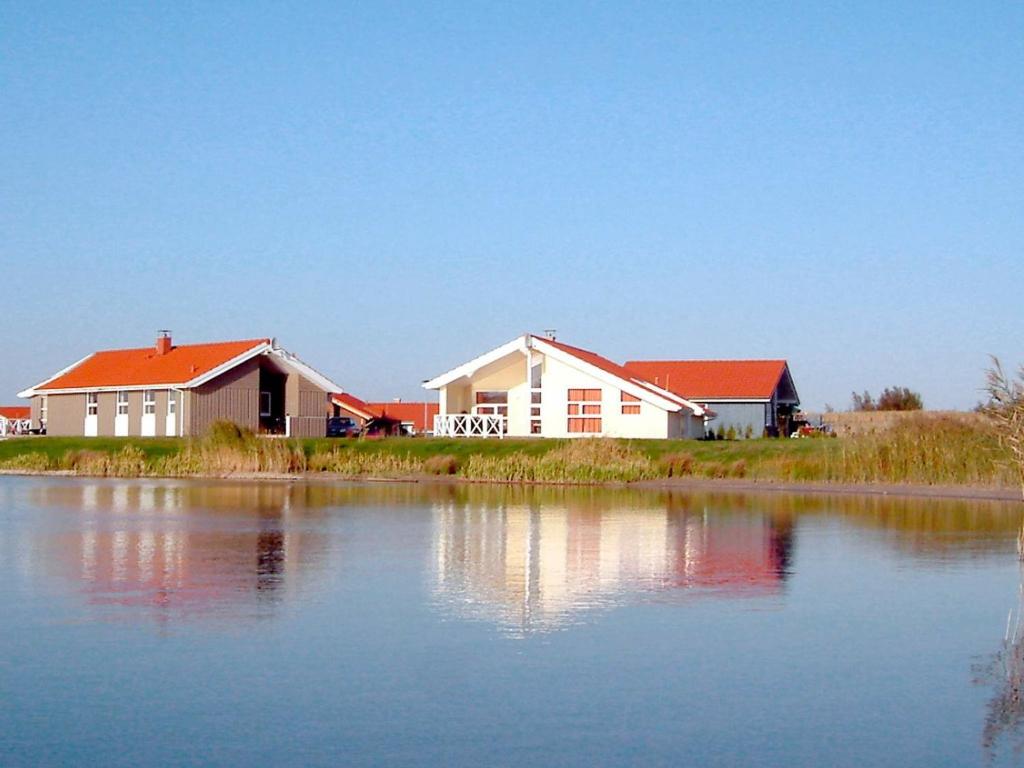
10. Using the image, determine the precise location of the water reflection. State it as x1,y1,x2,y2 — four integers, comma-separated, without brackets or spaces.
432,492,794,636
26,481,339,625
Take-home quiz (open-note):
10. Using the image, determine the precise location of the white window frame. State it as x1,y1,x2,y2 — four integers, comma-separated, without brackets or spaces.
143,390,156,415
567,389,602,434
40,396,47,426
260,391,272,417
167,390,177,416
473,390,508,417
86,392,98,416
116,391,129,416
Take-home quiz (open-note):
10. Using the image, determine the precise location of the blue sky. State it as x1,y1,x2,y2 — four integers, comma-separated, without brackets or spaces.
1,1,1021,409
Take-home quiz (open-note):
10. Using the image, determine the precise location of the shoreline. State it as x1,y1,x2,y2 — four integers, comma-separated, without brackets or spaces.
1,467,1021,503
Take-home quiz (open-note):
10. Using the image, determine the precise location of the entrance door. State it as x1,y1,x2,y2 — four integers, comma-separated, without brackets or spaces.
141,390,156,436
114,391,129,436
84,393,98,436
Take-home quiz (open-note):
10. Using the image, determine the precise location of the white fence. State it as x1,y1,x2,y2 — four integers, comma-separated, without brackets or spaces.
0,418,32,438
433,414,506,438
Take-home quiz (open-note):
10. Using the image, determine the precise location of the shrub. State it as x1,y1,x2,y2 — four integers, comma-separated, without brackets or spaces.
424,454,459,475
659,452,694,477
725,426,737,441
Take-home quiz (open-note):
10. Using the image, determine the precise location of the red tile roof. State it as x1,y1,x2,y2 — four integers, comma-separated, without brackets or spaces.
622,360,789,400
0,406,30,420
368,402,439,433
36,339,270,391
535,337,690,407
331,393,380,420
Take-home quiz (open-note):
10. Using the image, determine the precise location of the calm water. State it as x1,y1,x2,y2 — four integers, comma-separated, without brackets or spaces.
1,477,1023,767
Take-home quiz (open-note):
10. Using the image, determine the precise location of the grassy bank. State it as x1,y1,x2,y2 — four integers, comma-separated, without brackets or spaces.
0,414,1018,488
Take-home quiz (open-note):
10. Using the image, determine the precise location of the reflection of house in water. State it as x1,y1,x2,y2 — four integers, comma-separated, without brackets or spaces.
433,497,793,635
28,481,335,624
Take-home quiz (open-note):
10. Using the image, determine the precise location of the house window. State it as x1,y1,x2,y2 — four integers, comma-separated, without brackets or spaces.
260,391,272,417
86,393,98,416
621,392,641,415
40,396,47,426
474,391,508,417
116,391,129,416
167,391,177,415
530,362,543,389
143,390,156,415
567,389,602,433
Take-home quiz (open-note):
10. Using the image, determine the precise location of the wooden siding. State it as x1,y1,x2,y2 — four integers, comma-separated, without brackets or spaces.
289,416,327,438
188,358,261,436
43,393,86,436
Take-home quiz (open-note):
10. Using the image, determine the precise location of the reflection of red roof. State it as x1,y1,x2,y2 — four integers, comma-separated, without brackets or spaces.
536,337,692,408
623,360,788,400
37,339,270,390
0,406,30,419
368,402,439,433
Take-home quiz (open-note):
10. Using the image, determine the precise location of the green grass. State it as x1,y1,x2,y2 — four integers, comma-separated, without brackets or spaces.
0,436,182,464
0,413,1017,488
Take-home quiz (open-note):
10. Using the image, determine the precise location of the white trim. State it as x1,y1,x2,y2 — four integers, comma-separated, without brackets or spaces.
422,336,530,390
264,345,344,394
530,337,690,414
330,395,376,421
18,353,96,398
21,339,344,399
184,342,273,388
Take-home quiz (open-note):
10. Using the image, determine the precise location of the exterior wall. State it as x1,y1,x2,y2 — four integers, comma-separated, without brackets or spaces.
435,350,706,439
154,390,168,436
96,392,116,436
285,373,328,437
30,396,41,430
188,357,261,436
537,355,670,439
40,393,86,436
704,401,769,438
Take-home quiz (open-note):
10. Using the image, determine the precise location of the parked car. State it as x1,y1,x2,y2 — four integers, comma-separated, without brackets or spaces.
326,417,361,438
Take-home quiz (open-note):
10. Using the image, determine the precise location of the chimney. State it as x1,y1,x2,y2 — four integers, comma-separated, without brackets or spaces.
156,330,172,356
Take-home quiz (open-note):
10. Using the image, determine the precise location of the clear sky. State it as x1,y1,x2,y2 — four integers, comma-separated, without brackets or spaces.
1,2,1021,410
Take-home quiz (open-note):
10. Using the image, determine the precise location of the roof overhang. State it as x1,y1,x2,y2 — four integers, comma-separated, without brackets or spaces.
422,336,530,390
18,340,343,398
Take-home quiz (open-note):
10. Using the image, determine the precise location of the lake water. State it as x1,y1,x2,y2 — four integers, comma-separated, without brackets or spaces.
1,476,1023,767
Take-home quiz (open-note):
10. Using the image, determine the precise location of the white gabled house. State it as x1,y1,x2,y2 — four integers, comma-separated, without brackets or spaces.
423,334,707,439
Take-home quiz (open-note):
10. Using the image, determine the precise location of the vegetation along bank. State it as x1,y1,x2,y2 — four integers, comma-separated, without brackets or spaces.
0,414,1020,493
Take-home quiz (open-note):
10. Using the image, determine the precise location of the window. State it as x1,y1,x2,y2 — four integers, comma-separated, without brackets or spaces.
40,396,47,426
474,391,507,417
86,392,98,416
621,392,641,415
116,391,129,416
167,391,177,415
260,391,272,417
143,390,156,415
530,362,542,389
567,389,602,433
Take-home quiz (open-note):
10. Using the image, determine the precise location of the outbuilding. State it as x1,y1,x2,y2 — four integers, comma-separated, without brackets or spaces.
623,359,800,437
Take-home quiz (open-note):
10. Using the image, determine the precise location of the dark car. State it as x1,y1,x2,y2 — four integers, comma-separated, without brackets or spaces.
326,417,361,438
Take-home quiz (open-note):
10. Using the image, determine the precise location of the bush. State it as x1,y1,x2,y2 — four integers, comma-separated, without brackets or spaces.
659,452,694,477
725,426,737,441
205,420,254,447
423,454,460,475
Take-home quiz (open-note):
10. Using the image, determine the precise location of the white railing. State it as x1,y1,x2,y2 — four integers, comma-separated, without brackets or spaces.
0,418,31,438
433,414,506,438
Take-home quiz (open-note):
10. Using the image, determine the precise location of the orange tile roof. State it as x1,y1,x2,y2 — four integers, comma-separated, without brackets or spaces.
535,337,687,406
36,339,270,391
622,360,789,400
331,393,380,420
0,406,30,420
368,402,439,433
